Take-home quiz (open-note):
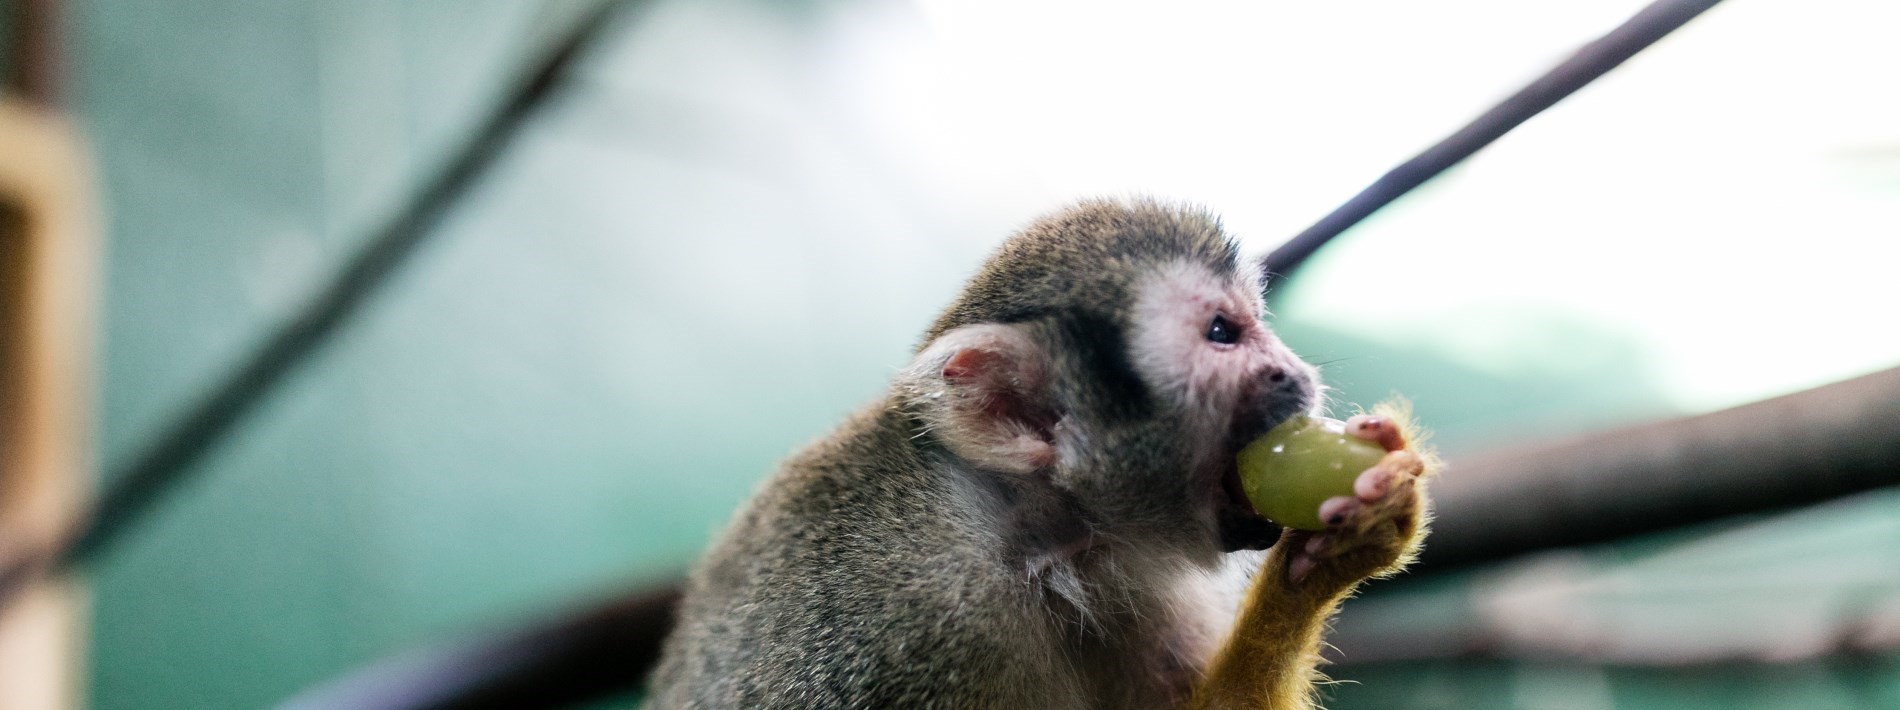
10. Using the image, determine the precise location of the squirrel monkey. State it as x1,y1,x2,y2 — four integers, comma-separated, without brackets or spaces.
647,199,1435,709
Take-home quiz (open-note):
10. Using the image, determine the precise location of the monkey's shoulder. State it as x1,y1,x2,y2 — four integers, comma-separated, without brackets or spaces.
654,413,1068,708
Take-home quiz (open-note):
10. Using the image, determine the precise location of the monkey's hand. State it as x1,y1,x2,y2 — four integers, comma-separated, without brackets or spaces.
1188,410,1436,710
1279,412,1433,592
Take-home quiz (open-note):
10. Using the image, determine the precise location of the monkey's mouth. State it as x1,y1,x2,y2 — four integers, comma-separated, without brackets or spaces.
1214,452,1280,552
1212,385,1313,552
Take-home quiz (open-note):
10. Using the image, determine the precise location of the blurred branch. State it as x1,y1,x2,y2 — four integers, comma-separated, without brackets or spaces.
1261,0,1726,285
1418,366,1900,572
0,0,647,611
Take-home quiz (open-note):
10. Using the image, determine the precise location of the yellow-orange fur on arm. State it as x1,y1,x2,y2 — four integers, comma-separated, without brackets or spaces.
1187,401,1440,710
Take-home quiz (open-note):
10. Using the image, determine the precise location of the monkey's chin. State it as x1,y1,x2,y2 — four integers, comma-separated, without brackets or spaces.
1216,463,1281,552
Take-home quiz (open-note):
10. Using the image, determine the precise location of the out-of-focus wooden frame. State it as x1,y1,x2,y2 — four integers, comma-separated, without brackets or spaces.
0,97,96,710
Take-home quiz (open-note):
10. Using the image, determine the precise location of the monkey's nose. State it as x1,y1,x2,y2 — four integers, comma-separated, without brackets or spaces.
1259,366,1318,427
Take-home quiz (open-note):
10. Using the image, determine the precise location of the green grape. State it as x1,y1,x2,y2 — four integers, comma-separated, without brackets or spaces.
1237,415,1386,531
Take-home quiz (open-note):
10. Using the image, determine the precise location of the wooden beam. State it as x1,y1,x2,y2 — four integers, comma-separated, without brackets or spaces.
0,97,97,710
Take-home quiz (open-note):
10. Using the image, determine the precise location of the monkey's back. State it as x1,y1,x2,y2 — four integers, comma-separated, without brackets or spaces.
646,406,1086,709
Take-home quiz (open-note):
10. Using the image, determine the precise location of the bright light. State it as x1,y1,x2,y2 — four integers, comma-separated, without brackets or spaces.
827,0,1900,412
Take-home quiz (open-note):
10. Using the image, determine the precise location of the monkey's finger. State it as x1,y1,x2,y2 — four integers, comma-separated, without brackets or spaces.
1303,534,1330,556
1292,539,1322,580
1318,495,1361,529
1288,553,1318,584
1340,469,1420,537
1358,473,1422,543
1351,451,1423,502
1353,465,1394,501
1377,450,1424,481
1344,414,1406,452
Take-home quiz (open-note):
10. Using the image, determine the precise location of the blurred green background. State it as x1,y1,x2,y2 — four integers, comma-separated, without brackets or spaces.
11,0,1900,707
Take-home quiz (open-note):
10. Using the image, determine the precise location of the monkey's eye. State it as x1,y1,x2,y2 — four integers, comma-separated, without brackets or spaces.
1205,314,1240,345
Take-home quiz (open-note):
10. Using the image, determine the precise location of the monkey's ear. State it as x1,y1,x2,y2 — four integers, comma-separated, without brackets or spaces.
904,324,1060,474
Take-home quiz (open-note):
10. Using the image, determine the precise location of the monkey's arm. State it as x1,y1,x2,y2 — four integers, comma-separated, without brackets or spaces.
1188,412,1438,710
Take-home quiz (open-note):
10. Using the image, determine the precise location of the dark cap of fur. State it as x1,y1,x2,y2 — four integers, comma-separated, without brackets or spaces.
923,199,1240,345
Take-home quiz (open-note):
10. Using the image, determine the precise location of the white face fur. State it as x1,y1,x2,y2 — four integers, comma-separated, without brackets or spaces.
1128,260,1316,458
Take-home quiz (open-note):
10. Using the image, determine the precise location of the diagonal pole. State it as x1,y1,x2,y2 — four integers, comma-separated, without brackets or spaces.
1262,0,1727,284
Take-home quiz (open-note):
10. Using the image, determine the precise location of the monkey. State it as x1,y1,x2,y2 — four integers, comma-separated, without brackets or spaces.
645,198,1435,709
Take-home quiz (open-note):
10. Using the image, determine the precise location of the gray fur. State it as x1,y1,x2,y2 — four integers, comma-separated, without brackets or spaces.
647,199,1314,709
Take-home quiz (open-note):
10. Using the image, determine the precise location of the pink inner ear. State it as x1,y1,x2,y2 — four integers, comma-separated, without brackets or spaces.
935,342,1058,473
951,347,1057,431
942,347,1001,382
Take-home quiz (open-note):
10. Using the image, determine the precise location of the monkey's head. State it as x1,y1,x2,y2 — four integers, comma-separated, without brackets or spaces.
901,199,1319,563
